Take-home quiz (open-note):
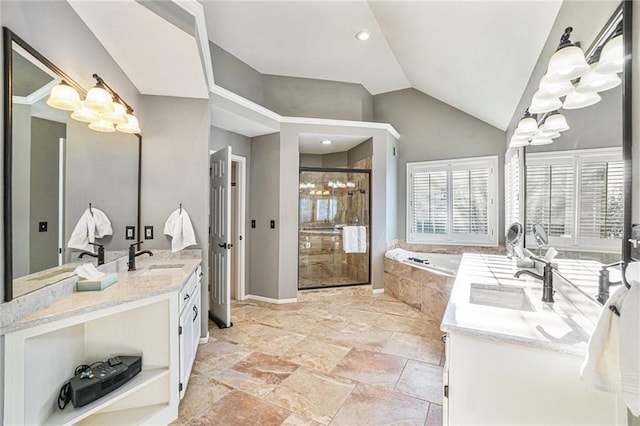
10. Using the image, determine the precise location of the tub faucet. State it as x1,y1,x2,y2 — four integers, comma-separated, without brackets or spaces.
597,261,623,304
514,255,554,303
79,243,105,266
128,241,153,271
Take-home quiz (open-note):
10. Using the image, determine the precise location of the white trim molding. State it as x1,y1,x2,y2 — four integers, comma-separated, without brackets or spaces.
373,288,385,294
245,294,298,304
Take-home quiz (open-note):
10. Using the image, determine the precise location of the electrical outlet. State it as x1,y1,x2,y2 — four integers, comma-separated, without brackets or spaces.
125,226,135,240
38,221,47,232
144,226,154,240
270,220,276,229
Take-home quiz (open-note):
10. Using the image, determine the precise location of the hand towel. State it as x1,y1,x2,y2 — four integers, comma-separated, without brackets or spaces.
164,208,197,253
580,284,627,394
343,226,366,253
621,262,640,415
67,208,112,253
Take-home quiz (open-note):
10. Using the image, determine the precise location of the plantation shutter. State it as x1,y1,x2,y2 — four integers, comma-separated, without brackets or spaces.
452,168,489,234
505,149,521,227
526,163,574,238
579,160,624,240
412,170,448,234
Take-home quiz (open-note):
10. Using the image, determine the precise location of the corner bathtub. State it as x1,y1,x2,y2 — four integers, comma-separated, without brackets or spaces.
384,249,461,321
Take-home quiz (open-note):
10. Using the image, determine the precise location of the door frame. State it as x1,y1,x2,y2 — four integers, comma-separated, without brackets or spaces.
231,154,246,301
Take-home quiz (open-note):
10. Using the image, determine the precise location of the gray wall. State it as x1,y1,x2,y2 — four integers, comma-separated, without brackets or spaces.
209,42,264,106
138,95,210,335
248,132,281,299
30,118,65,272
12,104,31,277
348,138,373,165
299,154,323,168
373,88,505,242
65,122,138,256
263,75,374,122
209,42,374,122
299,139,372,169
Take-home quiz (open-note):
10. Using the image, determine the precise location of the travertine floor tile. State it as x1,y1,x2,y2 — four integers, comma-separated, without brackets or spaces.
192,340,253,375
395,360,444,403
331,323,394,352
282,413,322,425
264,368,356,425
332,349,407,389
381,331,443,364
170,374,231,425
232,352,299,384
187,390,290,426
282,337,352,373
330,384,429,425
425,403,444,426
373,313,442,338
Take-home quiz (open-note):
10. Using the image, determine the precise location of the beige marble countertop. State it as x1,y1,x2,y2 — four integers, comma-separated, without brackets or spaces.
441,253,604,356
1,258,201,335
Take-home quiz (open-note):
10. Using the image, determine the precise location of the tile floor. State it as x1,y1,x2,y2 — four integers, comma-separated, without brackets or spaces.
173,286,445,426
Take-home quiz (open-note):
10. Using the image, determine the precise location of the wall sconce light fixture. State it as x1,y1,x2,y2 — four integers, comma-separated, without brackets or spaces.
47,73,141,134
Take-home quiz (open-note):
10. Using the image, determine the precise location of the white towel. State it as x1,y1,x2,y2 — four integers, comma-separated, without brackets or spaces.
164,208,197,253
343,226,366,253
67,208,112,253
580,262,640,416
621,262,640,415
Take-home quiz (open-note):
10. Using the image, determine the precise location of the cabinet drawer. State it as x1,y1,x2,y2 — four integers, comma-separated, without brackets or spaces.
179,266,201,313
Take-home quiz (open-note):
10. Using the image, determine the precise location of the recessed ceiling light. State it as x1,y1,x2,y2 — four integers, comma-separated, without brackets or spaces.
355,30,371,41
321,140,333,145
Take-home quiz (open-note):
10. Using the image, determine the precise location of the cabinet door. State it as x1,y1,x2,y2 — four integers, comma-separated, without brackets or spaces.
179,282,201,400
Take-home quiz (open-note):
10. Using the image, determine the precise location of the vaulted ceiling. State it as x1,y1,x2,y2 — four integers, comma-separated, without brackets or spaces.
201,1,563,130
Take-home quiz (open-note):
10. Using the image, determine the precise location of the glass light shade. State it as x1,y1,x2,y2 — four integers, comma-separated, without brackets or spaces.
85,85,115,113
89,116,116,133
563,90,601,109
596,34,623,74
576,63,621,93
102,102,127,124
510,139,529,148
543,113,570,132
516,116,538,136
116,114,141,134
538,75,575,99
530,136,553,146
46,82,81,111
529,92,562,114
546,45,590,83
70,102,100,123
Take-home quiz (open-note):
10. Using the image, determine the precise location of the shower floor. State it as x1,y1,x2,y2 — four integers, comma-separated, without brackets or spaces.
298,274,368,290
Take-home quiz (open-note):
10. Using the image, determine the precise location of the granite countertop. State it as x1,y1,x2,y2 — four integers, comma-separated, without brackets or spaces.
1,258,201,335
441,253,604,356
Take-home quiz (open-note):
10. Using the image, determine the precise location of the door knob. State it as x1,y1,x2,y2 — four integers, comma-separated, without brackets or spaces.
218,243,227,249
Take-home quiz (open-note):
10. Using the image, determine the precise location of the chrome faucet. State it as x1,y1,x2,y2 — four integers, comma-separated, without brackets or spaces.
514,255,554,303
128,241,153,271
597,261,623,304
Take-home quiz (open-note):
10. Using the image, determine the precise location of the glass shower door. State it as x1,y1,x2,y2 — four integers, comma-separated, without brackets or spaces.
298,168,370,289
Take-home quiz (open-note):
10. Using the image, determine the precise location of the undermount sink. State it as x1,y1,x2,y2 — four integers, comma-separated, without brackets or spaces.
469,284,535,312
134,264,185,276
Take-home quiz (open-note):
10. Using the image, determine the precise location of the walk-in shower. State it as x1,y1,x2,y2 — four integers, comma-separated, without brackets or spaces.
298,168,370,289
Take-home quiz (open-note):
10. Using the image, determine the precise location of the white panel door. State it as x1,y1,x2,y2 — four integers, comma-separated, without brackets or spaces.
209,147,232,328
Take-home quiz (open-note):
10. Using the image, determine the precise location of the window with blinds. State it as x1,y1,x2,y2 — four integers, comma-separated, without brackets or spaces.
407,156,498,246
505,148,521,230
525,148,622,251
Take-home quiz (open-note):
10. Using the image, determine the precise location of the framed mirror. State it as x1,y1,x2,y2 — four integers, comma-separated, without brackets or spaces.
521,2,632,290
3,28,141,301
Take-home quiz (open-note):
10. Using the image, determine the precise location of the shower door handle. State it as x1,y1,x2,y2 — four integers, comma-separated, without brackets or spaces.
218,243,227,249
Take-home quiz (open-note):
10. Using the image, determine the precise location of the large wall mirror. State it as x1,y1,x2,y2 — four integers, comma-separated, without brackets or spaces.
3,28,141,301
521,2,632,293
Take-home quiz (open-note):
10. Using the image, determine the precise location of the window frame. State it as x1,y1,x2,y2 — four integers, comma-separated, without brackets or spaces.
524,147,623,253
406,155,499,246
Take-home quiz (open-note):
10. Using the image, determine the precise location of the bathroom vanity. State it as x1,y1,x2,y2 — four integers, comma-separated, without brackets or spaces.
1,257,202,425
441,253,626,426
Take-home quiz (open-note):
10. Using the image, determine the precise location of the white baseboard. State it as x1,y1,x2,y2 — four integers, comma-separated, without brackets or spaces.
373,288,385,294
199,331,210,344
246,294,298,304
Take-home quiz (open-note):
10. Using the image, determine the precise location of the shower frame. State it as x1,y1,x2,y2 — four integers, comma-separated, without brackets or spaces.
298,167,372,290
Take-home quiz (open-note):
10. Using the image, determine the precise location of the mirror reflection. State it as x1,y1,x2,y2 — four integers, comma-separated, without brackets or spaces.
521,5,626,294
5,30,139,300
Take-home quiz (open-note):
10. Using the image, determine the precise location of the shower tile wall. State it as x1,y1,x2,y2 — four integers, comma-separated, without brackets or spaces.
299,166,370,289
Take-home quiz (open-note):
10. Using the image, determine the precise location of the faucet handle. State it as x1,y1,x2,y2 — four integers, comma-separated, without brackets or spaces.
129,241,143,248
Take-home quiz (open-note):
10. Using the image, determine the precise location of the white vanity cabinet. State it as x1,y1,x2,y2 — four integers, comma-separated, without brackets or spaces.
443,332,626,426
179,265,202,399
2,259,202,426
